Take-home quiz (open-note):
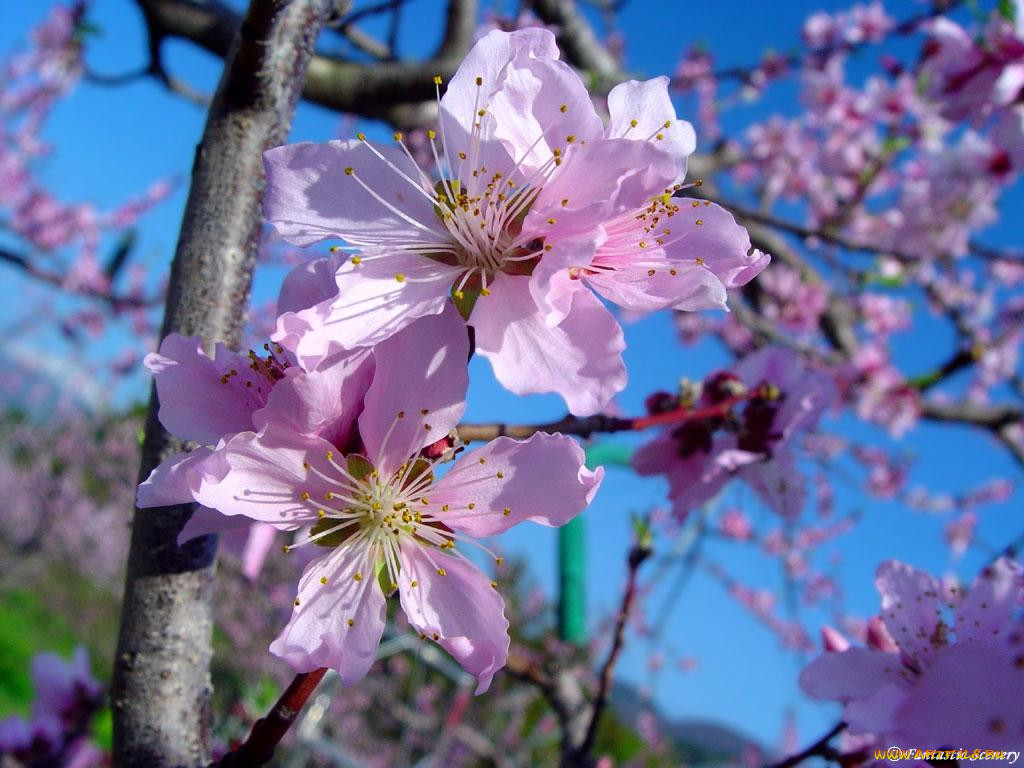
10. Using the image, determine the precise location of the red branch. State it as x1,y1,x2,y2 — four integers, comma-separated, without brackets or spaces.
457,389,766,443
213,668,328,768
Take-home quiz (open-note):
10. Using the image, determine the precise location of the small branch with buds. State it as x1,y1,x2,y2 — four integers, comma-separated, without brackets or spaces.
765,721,847,768
457,389,770,443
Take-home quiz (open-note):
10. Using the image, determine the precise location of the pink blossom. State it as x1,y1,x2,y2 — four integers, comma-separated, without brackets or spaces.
634,347,835,520
800,558,1024,749
192,313,602,691
262,28,765,415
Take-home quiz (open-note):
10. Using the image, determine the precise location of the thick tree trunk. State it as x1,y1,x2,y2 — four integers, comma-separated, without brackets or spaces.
111,2,338,765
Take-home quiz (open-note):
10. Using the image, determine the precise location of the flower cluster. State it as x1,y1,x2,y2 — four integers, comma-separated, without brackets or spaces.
800,558,1024,750
131,26,768,693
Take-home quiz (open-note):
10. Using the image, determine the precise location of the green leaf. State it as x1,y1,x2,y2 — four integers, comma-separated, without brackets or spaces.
998,0,1015,22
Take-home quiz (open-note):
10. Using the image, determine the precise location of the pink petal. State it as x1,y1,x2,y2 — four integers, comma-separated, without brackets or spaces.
488,55,603,172
896,642,1024,749
658,201,769,291
263,140,448,247
875,560,943,666
397,544,509,694
606,77,696,176
472,273,626,416
270,548,386,683
955,558,1021,645
440,28,560,145
428,432,603,537
193,426,336,528
631,432,681,476
525,139,677,237
318,249,459,349
358,306,469,475
798,647,906,702
277,253,346,316
241,523,279,580
255,349,374,448
146,334,265,445
585,254,729,313
137,447,226,508
177,504,250,545
740,449,806,519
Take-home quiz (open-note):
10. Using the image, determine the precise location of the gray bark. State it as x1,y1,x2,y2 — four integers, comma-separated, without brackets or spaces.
111,1,338,765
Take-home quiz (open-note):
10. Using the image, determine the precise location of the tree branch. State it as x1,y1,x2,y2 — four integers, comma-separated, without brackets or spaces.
110,1,337,765
766,722,846,768
133,0,477,126
214,668,328,767
527,0,623,90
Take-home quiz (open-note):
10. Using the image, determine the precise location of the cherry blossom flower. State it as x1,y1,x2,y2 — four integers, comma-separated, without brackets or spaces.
262,28,766,415
192,309,603,692
800,558,1024,750
634,346,835,520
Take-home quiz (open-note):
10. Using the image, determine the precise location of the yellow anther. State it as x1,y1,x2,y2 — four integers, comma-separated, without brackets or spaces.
410,580,419,588
294,598,301,606
695,257,704,265
427,129,436,140
436,567,447,576
495,556,505,566
544,243,553,251
453,290,464,300
695,219,704,226
502,506,511,516
630,118,638,127
490,580,498,589
546,218,557,225
344,167,354,176
393,131,403,141
300,491,311,501
353,572,363,581
467,502,475,510
324,491,333,500
561,198,569,207
347,618,355,627
351,256,362,265
670,269,678,276
496,471,504,479
639,240,648,248
329,245,342,252
559,103,568,113
317,509,326,518
356,132,366,141
325,450,333,460
479,457,486,464
655,133,664,140
433,75,442,85
475,76,483,86
395,273,406,283
566,134,576,143
664,120,672,128
481,288,491,296
320,576,329,585
424,424,432,431
442,504,450,512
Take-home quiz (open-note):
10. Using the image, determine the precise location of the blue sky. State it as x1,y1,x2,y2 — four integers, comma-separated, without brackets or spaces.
2,0,1022,752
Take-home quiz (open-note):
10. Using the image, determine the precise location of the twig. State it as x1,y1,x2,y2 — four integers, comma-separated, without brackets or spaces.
214,668,328,767
457,389,767,443
765,721,846,768
572,539,652,765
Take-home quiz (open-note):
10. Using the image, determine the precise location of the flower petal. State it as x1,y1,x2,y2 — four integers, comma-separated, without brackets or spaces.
255,349,374,448
471,273,626,416
606,77,696,176
955,558,1021,645
739,449,806,519
398,544,509,694
270,548,386,683
277,253,346,316
263,140,448,247
798,646,905,703
428,432,603,537
137,447,227,508
193,426,336,528
146,334,266,445
317,250,460,350
358,306,469,475
875,560,943,667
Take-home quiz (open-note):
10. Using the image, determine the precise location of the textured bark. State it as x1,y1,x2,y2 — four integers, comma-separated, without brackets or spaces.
110,1,337,765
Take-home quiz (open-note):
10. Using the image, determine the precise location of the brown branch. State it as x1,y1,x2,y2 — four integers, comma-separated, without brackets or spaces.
110,1,337,765
214,668,328,767
133,0,477,126
766,721,846,768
